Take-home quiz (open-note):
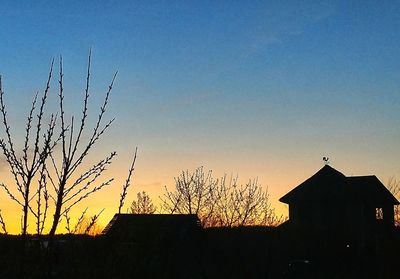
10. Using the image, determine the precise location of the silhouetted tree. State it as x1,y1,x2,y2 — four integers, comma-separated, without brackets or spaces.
161,167,218,227
162,167,282,227
130,191,156,214
0,65,57,235
0,52,118,236
388,177,400,226
213,176,283,227
47,53,117,236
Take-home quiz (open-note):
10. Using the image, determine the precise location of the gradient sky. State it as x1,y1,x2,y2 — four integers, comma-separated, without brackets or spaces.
0,0,400,233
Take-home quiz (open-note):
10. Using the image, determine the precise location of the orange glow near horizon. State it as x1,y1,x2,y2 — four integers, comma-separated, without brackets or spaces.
0,152,396,234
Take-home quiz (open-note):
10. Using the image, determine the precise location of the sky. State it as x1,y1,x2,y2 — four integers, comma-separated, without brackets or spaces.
0,0,399,233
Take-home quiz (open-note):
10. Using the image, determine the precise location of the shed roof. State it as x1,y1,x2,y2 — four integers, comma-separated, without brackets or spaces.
103,214,201,236
279,165,399,205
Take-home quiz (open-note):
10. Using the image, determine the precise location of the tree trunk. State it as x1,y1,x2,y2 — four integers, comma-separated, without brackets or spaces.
22,198,29,236
49,176,66,237
22,176,32,236
49,192,63,237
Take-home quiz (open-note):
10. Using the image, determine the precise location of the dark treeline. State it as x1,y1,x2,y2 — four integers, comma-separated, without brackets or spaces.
0,226,399,278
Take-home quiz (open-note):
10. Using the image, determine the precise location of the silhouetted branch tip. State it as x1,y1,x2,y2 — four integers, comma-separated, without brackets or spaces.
118,148,138,214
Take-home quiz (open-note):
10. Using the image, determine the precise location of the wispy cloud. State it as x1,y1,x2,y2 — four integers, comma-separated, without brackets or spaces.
245,1,335,56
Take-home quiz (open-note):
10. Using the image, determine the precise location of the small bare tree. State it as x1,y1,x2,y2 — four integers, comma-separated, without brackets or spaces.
130,191,156,214
161,167,218,227
83,209,104,235
213,176,271,227
388,177,400,226
64,207,104,235
64,207,88,234
0,65,57,235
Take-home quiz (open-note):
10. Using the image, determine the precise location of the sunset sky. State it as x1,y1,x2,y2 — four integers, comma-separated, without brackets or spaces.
0,1,399,233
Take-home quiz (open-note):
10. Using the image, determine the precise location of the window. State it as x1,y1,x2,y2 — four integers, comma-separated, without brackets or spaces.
375,208,383,220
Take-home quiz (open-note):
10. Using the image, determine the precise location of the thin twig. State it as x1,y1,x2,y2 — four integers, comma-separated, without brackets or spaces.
0,209,7,234
118,148,138,213
84,208,104,235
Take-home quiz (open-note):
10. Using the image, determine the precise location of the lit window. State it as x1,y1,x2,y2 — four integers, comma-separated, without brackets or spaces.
375,208,383,220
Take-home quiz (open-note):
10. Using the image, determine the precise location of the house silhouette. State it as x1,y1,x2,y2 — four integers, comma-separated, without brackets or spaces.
279,165,399,247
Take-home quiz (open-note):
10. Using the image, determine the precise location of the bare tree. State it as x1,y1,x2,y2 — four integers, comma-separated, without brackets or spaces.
212,176,285,227
47,53,117,236
259,193,287,227
0,53,124,236
161,167,218,227
130,191,156,214
388,177,400,226
213,176,270,227
0,65,57,235
161,167,282,228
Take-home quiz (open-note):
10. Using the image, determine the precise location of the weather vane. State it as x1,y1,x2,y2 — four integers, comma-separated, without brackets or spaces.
323,157,330,165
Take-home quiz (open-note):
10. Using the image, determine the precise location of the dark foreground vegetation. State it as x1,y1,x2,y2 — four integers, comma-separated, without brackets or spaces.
0,227,399,279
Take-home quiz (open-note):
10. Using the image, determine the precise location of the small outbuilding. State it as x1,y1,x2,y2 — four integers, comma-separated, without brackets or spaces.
102,214,201,243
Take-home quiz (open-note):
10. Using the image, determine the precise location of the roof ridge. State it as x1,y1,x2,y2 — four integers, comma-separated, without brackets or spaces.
346,175,376,178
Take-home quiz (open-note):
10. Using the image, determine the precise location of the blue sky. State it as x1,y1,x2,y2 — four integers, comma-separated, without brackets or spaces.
0,0,400,230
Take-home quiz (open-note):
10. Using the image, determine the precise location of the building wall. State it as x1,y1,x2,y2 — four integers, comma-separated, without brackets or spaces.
288,200,396,244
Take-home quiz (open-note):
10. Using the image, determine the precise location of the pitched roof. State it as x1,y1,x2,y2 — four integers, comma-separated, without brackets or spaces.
280,165,347,203
279,165,399,205
103,214,201,236
347,175,399,205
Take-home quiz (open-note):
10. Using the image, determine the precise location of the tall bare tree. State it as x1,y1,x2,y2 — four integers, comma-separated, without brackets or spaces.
47,53,117,236
0,53,124,236
0,65,57,235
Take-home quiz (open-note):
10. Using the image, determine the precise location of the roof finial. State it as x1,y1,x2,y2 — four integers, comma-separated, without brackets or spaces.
323,157,330,165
